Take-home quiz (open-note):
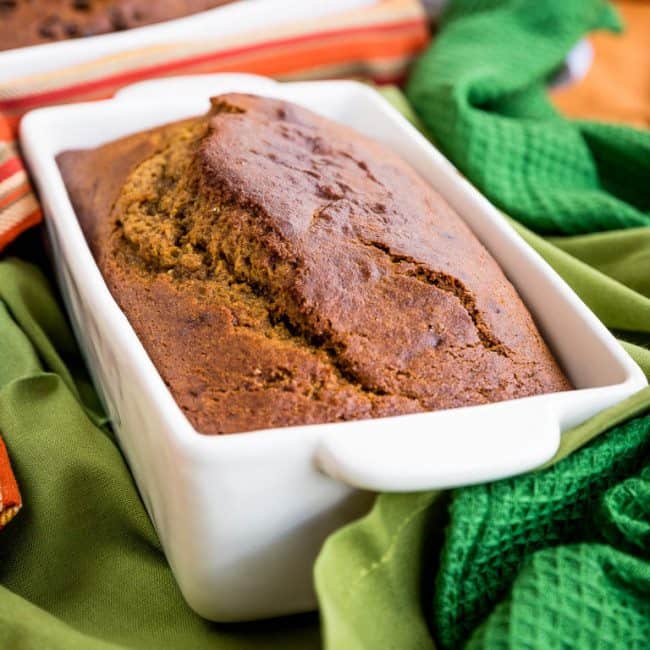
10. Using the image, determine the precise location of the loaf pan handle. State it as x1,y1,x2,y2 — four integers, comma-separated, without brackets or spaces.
315,399,560,492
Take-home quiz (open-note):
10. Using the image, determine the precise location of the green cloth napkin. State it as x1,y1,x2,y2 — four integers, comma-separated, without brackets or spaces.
1,1,650,648
407,0,650,236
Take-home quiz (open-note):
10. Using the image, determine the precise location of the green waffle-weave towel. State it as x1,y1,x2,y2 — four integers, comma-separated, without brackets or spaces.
407,0,650,235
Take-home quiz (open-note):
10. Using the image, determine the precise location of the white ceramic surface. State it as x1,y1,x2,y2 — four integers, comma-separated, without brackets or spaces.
0,0,374,81
20,75,646,621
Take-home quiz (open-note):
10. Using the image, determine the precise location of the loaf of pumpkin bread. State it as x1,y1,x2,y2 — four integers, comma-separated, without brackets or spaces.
57,93,571,434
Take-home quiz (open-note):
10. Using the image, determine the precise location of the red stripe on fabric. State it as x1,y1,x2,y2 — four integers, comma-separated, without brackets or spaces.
0,157,22,181
0,18,426,111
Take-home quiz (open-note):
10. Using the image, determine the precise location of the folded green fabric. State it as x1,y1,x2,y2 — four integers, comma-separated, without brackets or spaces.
466,541,650,649
549,227,650,299
434,408,650,649
465,469,650,648
407,0,650,235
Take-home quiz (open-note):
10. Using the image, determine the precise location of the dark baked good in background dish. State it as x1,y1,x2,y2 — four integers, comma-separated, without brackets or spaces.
57,93,571,435
0,0,235,51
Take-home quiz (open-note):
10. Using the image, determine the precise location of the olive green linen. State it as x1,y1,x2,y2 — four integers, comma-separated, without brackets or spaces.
549,227,650,298
316,491,445,650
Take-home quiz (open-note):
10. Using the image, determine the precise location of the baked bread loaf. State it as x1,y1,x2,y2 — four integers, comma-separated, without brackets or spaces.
57,93,571,435
0,0,234,51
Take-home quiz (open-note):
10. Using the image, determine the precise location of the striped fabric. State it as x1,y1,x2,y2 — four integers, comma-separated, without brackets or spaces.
0,0,429,251
0,124,41,250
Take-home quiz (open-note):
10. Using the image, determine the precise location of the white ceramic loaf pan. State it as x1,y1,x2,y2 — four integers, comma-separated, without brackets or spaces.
20,75,647,621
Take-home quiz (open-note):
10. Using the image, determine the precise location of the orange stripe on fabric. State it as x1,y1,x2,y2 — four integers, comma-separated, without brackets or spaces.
0,193,39,226
0,168,26,195
1,34,427,129
0,119,12,140
1,2,425,97
0,185,27,210
202,30,428,76
0,436,21,529
3,115,20,138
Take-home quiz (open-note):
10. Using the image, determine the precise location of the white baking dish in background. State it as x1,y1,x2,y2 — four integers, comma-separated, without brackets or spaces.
0,0,375,82
20,75,646,621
